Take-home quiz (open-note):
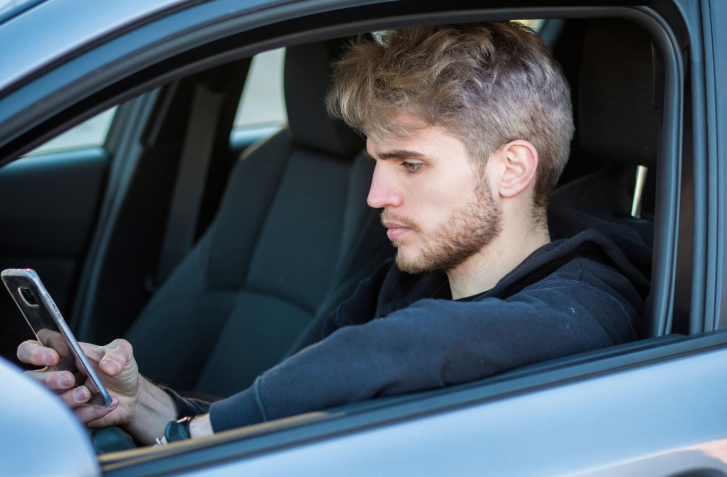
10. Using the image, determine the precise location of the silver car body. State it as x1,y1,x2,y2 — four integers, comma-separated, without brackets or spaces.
0,0,725,475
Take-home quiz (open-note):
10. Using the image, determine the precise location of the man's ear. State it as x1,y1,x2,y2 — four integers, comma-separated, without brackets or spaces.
496,140,539,199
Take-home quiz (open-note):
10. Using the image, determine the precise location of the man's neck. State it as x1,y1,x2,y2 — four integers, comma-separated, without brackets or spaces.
446,223,551,300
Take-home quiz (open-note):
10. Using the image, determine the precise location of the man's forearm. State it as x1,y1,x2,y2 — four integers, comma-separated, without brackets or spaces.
123,377,178,445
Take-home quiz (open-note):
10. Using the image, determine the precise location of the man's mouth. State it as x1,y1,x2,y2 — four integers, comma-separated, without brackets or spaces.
383,221,411,240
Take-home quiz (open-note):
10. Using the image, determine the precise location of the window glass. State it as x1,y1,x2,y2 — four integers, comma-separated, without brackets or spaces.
234,48,287,128
26,107,117,156
514,19,545,31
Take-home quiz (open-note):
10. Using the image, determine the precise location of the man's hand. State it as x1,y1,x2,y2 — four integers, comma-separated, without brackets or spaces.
17,338,139,428
18,338,181,445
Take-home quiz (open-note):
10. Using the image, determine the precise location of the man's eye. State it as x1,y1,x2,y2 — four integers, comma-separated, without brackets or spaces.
401,162,423,173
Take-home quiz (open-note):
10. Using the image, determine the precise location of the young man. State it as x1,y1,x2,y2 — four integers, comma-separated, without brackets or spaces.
17,22,647,445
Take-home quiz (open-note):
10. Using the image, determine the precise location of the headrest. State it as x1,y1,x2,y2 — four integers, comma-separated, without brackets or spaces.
578,20,659,168
284,39,364,157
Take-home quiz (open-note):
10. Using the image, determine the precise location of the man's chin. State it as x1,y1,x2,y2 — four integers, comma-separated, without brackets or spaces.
395,251,432,275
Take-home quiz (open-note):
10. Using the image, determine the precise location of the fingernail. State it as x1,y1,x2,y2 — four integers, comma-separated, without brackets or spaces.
60,373,72,388
74,388,89,402
44,352,55,365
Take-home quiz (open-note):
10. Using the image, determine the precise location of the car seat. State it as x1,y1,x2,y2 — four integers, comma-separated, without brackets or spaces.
124,39,392,399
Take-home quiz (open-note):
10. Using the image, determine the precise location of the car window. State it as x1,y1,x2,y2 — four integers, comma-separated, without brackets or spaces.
515,19,544,30
26,106,117,156
233,47,287,129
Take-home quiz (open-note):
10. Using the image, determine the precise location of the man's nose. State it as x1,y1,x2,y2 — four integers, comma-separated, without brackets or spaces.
367,164,402,209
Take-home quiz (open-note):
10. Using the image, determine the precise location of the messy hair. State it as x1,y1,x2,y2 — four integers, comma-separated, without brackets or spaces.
326,22,574,212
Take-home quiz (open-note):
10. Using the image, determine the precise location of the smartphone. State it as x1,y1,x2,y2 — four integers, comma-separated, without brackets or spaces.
2,269,112,407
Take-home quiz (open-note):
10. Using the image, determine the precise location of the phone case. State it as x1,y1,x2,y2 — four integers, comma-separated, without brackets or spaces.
1,269,112,407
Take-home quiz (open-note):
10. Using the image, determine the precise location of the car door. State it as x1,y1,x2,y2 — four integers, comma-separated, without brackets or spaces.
0,0,723,476
94,2,721,475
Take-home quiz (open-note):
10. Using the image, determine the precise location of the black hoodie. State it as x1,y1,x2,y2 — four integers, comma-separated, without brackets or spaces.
170,207,650,432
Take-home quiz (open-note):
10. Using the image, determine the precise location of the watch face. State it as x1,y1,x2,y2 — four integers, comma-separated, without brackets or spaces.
165,418,192,442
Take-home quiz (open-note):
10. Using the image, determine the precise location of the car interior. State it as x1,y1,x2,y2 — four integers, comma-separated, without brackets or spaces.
0,4,691,463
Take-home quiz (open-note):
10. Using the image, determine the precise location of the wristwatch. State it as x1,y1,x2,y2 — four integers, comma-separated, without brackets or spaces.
162,416,194,443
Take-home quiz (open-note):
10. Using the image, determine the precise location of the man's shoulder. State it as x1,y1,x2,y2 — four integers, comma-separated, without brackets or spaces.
359,227,645,311
327,224,649,335
482,228,649,301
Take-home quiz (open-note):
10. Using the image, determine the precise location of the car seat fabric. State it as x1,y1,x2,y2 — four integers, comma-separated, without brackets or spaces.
285,38,362,156
551,19,659,251
578,19,659,169
125,39,392,398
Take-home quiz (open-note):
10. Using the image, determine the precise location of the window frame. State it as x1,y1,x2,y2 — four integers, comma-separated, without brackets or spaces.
23,106,118,157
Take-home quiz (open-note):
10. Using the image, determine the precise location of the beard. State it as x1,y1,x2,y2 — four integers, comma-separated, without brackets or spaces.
383,178,502,274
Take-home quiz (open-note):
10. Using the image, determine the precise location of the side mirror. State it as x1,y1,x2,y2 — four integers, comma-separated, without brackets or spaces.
0,357,100,476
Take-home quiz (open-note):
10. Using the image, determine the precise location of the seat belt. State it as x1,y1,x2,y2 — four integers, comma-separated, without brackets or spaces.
153,80,224,286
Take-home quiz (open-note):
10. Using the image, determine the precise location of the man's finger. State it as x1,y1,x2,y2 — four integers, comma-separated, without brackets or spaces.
23,369,75,391
56,385,95,409
73,396,119,426
78,342,105,363
17,340,58,367
98,339,134,376
40,331,72,359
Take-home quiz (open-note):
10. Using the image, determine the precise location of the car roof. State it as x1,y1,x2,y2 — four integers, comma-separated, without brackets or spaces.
0,0,230,93
0,0,46,25
0,0,354,96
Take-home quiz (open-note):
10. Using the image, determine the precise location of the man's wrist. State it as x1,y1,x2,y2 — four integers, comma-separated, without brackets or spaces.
189,414,213,438
123,377,179,446
156,414,214,446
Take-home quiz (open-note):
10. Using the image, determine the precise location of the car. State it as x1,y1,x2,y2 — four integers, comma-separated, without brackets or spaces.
1,0,726,475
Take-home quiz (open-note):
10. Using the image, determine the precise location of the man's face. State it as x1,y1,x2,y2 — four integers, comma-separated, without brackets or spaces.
366,124,502,274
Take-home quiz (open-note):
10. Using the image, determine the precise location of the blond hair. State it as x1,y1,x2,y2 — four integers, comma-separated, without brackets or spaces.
326,22,574,211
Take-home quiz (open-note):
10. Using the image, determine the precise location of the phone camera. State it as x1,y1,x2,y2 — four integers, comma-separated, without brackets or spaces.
19,287,39,306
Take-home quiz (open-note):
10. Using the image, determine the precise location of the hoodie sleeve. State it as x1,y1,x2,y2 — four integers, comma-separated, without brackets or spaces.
209,259,640,432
